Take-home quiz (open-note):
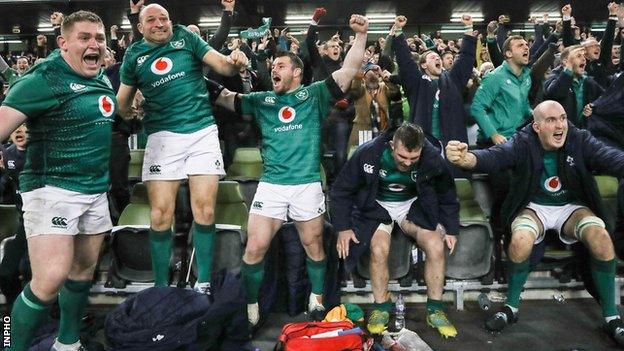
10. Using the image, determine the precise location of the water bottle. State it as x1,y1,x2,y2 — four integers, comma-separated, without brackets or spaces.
478,292,491,311
395,294,406,330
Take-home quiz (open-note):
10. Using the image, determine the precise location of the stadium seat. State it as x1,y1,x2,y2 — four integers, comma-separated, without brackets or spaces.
356,226,414,287
445,178,493,280
595,175,619,231
0,204,19,241
215,181,249,229
128,149,145,181
226,147,262,209
107,182,154,287
226,147,263,181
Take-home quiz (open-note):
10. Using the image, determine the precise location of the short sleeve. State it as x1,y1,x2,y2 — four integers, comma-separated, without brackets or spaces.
308,76,340,120
184,26,212,61
240,92,265,115
2,73,57,119
119,49,137,86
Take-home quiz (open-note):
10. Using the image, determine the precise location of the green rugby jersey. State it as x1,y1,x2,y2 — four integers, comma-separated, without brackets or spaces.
531,151,577,206
376,146,419,202
120,25,213,135
2,50,115,194
241,79,336,185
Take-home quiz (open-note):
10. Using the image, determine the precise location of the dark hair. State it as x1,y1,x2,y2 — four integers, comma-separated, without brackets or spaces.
274,51,304,72
503,35,525,58
393,122,425,151
61,10,104,35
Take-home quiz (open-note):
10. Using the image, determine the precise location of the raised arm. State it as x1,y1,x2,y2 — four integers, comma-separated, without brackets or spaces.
331,14,368,92
202,49,248,77
208,0,235,50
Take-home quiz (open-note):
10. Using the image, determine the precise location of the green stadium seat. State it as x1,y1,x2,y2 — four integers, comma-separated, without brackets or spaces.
128,149,144,181
0,204,19,241
117,183,150,226
215,181,249,230
226,147,263,181
446,178,493,280
595,175,618,231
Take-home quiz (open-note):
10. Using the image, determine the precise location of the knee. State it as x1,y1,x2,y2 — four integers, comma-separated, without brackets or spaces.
30,276,65,301
150,206,174,229
244,238,270,262
422,234,444,261
508,234,534,262
370,241,390,262
193,204,215,225
587,229,615,260
299,229,323,248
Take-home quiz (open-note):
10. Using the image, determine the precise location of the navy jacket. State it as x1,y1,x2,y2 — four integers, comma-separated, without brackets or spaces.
393,34,476,146
330,128,460,271
472,123,624,230
543,66,604,128
587,73,624,149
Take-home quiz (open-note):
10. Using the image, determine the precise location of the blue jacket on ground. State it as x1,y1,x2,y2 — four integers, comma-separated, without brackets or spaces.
330,127,460,271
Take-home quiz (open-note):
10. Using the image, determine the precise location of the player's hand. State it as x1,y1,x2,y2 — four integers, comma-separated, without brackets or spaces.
491,133,507,145
394,15,407,30
50,12,64,26
130,0,145,14
222,0,235,12
583,103,594,118
0,151,4,171
608,2,619,16
226,49,248,68
349,14,368,34
561,4,572,17
444,235,457,255
445,140,469,166
337,230,360,259
460,14,473,27
36,34,47,46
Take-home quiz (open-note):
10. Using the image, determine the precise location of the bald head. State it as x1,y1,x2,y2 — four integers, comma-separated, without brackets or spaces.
187,24,200,35
533,100,565,122
138,3,173,44
139,3,168,22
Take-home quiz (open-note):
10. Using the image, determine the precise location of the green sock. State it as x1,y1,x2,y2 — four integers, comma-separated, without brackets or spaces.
241,260,265,304
58,279,91,345
306,256,327,295
9,283,53,351
374,299,394,312
149,228,172,286
590,257,618,318
506,259,531,309
192,222,215,283
426,298,444,314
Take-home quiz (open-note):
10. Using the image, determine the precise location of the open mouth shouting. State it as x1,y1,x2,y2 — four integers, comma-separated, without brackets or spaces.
553,131,564,143
83,52,101,70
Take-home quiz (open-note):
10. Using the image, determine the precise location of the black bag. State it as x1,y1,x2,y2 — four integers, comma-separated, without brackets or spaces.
105,269,251,351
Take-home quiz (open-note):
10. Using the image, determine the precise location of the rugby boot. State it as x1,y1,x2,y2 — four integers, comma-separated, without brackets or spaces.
427,310,458,338
367,309,389,334
308,292,326,321
485,305,518,333
607,318,624,347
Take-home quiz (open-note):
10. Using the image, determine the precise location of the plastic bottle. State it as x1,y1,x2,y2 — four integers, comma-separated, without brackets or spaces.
478,292,491,311
395,294,405,330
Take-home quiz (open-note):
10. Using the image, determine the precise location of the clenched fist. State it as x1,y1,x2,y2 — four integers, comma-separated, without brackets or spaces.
349,14,369,34
445,140,472,168
226,49,249,68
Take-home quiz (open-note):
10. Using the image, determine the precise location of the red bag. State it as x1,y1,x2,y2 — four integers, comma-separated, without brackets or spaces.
275,321,363,351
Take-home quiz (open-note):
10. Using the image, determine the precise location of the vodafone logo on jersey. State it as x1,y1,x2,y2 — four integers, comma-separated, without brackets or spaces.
99,96,115,117
150,57,173,75
278,106,296,123
544,176,562,193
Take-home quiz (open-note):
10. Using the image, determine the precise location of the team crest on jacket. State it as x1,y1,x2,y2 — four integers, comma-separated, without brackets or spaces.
544,176,562,192
170,39,185,49
278,106,296,123
99,96,115,117
411,171,418,182
295,89,309,101
151,57,173,75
